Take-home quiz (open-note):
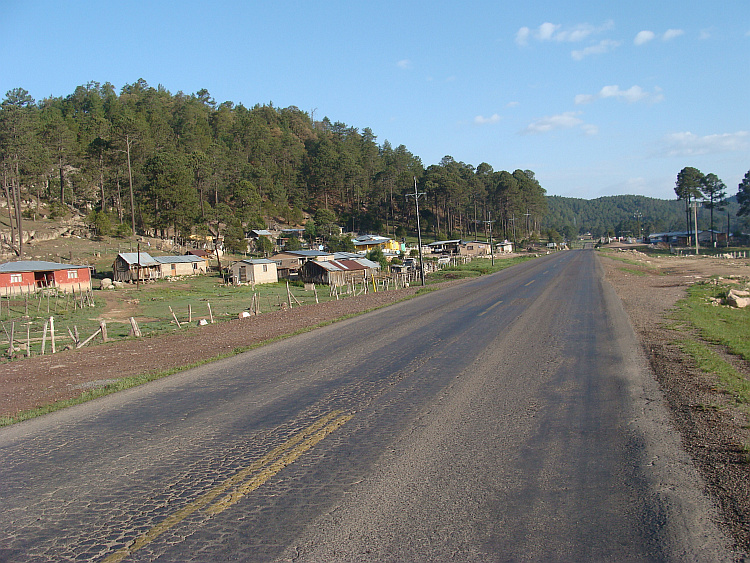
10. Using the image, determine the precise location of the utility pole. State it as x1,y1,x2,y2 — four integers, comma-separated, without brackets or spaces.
483,216,495,266
693,201,700,255
523,210,532,240
634,211,643,242
406,177,426,286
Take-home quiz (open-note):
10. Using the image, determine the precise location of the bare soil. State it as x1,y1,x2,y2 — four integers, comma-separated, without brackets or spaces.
599,246,750,553
3,248,750,551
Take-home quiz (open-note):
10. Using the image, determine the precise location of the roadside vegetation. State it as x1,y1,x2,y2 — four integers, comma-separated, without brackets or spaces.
427,255,536,282
672,279,750,407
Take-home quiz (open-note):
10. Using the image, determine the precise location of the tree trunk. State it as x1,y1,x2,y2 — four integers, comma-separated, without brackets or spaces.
59,165,65,206
3,171,17,253
13,163,23,258
99,151,106,212
126,135,136,236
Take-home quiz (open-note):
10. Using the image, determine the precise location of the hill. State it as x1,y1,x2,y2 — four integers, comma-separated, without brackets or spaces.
542,194,750,239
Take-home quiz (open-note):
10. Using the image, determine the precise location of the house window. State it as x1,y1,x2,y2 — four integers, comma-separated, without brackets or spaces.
68,270,78,279
262,264,268,272
171,263,176,272
10,273,22,283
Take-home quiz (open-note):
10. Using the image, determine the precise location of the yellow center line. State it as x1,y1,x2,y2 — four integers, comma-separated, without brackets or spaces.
206,413,353,515
102,410,352,563
478,300,503,316
525,280,535,286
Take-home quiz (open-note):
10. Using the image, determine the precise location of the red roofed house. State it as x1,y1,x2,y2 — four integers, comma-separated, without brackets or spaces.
0,261,92,295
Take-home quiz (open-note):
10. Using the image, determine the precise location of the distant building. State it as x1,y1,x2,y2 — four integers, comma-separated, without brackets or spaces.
0,260,92,295
459,241,491,256
301,257,380,286
113,252,161,282
153,255,207,277
353,235,399,254
428,240,461,255
231,259,278,285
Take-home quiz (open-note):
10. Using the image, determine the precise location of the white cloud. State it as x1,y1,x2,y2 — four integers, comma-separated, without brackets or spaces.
658,131,749,157
522,111,595,135
582,124,599,136
575,85,663,105
396,59,412,70
571,39,621,60
538,22,559,41
634,30,655,45
515,21,613,46
506,101,520,108
474,114,502,125
662,29,684,41
515,27,531,46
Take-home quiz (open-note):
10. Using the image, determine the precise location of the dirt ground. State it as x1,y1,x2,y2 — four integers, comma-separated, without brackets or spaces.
3,248,750,552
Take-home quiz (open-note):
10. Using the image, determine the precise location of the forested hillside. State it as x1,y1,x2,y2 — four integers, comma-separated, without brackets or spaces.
543,194,750,240
0,80,546,256
2,80,745,256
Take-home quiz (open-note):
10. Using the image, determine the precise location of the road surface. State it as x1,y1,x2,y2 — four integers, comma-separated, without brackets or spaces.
0,249,733,561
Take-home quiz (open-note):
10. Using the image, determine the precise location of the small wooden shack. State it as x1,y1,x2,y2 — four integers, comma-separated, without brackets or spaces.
113,252,161,282
301,258,380,286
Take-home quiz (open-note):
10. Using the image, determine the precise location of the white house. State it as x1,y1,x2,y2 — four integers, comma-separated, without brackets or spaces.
231,259,278,285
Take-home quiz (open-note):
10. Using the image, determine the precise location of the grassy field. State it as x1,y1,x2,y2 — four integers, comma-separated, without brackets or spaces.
427,255,536,282
1,230,543,357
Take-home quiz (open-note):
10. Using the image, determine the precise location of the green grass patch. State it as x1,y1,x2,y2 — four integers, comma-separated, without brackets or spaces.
619,267,648,277
676,338,750,405
669,279,750,409
675,282,750,361
429,255,536,283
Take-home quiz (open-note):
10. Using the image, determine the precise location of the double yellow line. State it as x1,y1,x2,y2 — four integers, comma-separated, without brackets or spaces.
103,410,353,563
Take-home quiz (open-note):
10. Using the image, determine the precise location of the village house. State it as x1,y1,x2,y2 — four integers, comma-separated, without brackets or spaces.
428,240,462,255
352,234,400,254
0,260,92,295
270,252,305,279
185,249,212,270
283,250,335,263
496,240,514,254
301,257,380,286
459,241,491,256
153,255,207,278
231,259,278,285
113,252,161,282
647,230,728,247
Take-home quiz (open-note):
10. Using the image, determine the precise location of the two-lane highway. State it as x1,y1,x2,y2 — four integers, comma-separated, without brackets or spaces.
0,250,734,561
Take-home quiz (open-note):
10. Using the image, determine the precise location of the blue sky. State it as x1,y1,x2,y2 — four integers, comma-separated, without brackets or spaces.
2,0,748,200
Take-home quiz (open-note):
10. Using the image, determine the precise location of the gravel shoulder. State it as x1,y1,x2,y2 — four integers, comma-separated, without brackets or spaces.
599,247,750,553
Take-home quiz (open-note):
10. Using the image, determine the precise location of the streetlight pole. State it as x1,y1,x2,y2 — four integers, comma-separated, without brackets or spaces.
406,177,426,286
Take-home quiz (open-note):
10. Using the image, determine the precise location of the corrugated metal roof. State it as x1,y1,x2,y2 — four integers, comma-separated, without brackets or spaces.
287,250,333,258
239,258,275,265
310,258,379,272
0,260,88,273
117,252,159,266
153,255,204,264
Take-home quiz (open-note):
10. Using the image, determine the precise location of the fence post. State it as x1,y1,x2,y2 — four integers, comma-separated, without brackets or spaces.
41,319,48,355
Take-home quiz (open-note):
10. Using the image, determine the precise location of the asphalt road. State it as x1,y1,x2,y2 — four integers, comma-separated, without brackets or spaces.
0,249,734,562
